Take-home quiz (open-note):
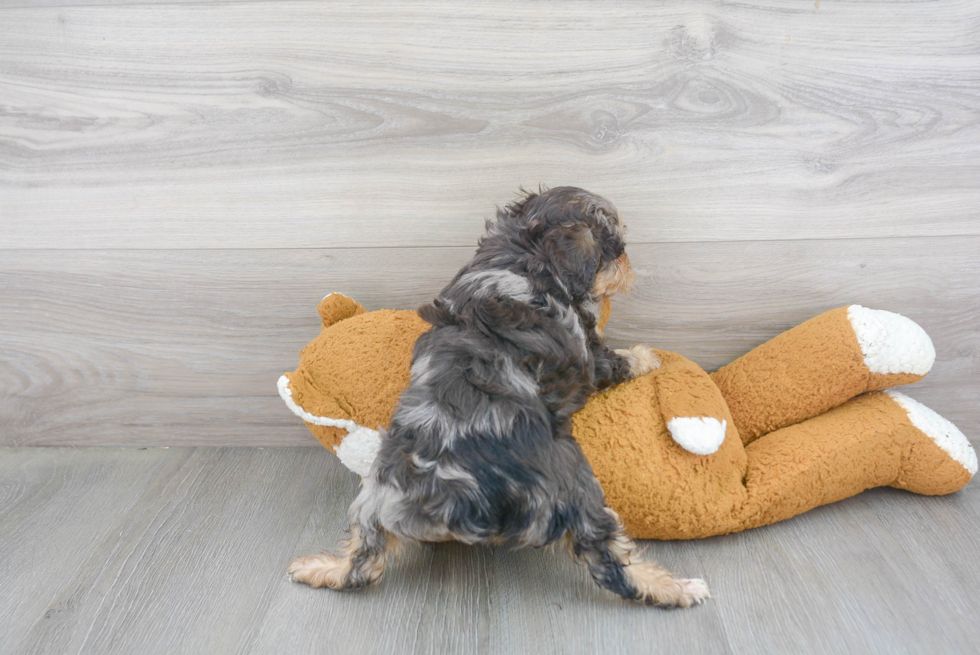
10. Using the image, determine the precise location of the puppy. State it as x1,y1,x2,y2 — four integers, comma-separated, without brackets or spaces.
289,187,709,607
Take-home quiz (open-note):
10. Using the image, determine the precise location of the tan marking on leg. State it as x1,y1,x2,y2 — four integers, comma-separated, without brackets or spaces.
287,551,354,589
605,508,710,607
288,531,402,590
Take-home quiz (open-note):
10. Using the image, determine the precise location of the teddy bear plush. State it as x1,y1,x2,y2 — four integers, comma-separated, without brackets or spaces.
278,293,976,539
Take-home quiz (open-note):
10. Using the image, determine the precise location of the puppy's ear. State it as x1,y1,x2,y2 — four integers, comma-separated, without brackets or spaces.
541,224,599,300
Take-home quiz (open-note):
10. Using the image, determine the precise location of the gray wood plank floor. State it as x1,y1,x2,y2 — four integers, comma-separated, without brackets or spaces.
1,446,978,655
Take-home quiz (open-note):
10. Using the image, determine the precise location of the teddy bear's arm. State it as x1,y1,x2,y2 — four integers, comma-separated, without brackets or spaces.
654,362,731,456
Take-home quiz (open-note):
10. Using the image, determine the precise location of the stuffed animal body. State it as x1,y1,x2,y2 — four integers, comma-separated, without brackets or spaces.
279,293,976,539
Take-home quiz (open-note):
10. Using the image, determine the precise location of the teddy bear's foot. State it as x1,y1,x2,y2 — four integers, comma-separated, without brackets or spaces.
884,391,977,495
847,305,935,376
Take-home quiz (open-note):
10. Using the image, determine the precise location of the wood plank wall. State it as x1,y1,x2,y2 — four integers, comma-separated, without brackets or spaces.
1,0,978,446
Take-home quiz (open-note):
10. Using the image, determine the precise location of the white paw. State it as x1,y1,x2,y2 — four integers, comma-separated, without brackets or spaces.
667,417,727,455
847,305,935,375
615,345,662,377
677,578,711,607
886,391,977,475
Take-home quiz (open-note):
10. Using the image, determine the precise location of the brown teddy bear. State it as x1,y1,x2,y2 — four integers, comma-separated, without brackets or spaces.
278,293,975,539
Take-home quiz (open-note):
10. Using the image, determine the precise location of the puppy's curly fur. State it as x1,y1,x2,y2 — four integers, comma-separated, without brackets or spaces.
289,187,708,606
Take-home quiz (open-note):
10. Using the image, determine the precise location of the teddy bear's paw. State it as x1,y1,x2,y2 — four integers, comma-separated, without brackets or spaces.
847,305,935,376
615,345,662,377
287,552,353,589
625,562,711,607
886,391,977,476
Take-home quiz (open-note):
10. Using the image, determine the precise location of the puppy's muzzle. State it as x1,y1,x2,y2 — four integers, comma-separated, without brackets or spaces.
593,253,636,298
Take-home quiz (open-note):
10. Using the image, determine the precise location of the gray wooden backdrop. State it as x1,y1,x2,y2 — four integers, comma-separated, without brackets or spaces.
1,0,978,447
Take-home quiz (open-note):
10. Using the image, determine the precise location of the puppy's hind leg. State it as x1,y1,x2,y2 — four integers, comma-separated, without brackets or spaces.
289,479,403,590
288,520,399,590
567,505,709,607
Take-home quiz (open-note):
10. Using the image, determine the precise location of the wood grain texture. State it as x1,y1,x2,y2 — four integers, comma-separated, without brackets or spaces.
6,448,328,655
699,485,980,654
255,481,731,655
0,448,174,653
2,447,979,654
2,0,979,248
2,236,976,446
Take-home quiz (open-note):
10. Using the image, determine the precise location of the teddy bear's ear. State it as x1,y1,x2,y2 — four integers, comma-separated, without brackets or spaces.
318,292,366,329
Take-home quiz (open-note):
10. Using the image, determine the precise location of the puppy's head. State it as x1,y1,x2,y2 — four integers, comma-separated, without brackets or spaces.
498,186,635,302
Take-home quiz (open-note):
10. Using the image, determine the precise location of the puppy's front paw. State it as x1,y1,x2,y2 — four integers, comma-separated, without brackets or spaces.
624,561,711,607
615,345,662,378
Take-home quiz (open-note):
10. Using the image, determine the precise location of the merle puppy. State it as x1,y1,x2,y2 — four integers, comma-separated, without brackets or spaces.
289,187,709,606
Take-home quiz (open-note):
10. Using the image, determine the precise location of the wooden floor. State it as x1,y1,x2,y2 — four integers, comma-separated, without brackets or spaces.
1,446,978,655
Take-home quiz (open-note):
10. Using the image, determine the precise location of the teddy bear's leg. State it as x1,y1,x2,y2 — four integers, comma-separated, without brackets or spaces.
732,391,975,533
881,391,977,494
711,306,935,445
